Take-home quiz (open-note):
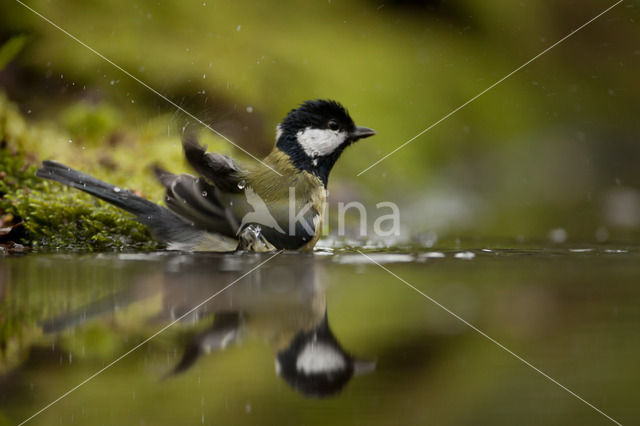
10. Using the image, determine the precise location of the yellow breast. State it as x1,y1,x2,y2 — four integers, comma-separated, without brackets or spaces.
247,149,327,250
302,177,326,250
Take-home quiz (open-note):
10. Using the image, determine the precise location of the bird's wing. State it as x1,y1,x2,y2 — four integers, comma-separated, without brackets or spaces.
153,144,323,249
153,165,245,238
182,133,246,193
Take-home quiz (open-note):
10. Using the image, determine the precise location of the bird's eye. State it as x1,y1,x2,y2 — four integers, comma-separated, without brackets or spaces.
328,120,339,131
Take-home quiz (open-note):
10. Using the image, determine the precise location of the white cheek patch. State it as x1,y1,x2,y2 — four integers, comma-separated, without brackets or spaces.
296,127,347,158
295,342,346,374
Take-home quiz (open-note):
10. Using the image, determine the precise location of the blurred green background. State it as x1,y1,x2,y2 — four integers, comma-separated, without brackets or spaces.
1,0,639,246
2,3,640,424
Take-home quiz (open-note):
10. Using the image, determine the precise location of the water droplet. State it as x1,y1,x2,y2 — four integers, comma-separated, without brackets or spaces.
202,73,206,79
110,80,116,85
131,99,135,103
68,139,73,144
201,190,208,197
595,227,609,242
246,106,253,113
549,228,567,243
419,251,444,259
113,187,121,193
454,251,475,260
237,180,246,189
236,24,242,31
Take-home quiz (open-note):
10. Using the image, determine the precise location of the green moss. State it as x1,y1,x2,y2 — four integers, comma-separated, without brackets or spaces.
60,102,121,144
8,186,159,250
0,93,160,251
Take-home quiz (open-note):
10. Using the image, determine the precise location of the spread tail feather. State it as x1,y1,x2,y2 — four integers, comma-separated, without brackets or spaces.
35,160,209,247
37,160,159,217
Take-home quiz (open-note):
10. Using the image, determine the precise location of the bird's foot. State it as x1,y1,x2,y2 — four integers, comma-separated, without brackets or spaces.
237,224,276,252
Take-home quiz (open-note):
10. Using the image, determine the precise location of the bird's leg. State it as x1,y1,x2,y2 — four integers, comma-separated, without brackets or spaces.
236,224,277,252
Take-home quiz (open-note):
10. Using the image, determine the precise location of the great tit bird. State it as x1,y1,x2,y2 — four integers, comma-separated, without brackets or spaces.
36,100,376,252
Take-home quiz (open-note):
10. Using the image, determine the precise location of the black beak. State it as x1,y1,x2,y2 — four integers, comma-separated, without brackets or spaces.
352,126,376,141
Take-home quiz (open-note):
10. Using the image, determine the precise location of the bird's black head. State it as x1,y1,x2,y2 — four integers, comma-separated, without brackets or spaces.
275,99,375,186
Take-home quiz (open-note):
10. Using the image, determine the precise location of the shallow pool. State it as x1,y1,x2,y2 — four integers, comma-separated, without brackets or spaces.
1,245,638,425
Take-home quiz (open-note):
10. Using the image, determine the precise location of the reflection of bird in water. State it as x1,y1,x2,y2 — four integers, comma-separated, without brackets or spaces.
161,255,375,398
166,306,374,398
166,312,243,377
38,253,375,398
275,311,375,398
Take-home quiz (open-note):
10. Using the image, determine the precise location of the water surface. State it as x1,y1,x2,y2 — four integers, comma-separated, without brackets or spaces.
1,246,639,425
